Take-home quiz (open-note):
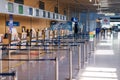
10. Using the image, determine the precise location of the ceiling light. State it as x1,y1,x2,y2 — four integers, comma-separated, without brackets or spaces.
93,0,98,6
89,0,92,2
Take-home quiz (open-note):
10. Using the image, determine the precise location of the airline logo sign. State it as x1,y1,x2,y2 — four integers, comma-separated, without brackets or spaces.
102,17,110,25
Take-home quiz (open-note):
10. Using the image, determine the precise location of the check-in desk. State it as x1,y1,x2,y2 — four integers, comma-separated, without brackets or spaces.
20,32,27,49
50,30,54,40
10,34,20,53
0,34,3,53
54,30,58,38
38,31,42,40
37,30,43,45
31,31,37,46
0,34,3,74
60,30,64,37
45,30,50,40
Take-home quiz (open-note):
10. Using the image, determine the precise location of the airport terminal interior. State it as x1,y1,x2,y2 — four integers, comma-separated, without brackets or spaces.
1,0,120,80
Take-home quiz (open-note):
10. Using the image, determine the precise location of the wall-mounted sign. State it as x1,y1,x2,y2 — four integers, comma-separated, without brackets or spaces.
8,2,14,13
6,21,20,26
18,5,23,14
29,8,33,15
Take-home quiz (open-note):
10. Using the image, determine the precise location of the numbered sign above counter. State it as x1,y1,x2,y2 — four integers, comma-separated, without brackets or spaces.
0,0,66,21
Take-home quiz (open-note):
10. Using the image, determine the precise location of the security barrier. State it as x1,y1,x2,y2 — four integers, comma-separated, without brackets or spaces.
0,32,94,80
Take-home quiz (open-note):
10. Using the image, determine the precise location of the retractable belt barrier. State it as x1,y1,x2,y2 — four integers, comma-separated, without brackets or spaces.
0,33,92,80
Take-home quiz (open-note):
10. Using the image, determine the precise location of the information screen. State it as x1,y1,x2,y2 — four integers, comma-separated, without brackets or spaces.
43,11,46,17
19,5,23,14
48,12,50,18
29,8,33,15
36,9,39,16
8,2,14,13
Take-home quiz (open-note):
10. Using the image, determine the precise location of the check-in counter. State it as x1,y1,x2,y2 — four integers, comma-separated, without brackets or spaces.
38,31,42,40
0,34,3,74
45,30,50,40
21,32,27,49
50,30,54,39
0,34,3,43
0,34,3,52
31,28,37,46
54,30,58,38
10,33,20,53
60,30,64,37
42,30,45,40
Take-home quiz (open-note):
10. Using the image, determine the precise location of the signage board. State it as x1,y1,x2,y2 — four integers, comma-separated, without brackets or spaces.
6,21,20,26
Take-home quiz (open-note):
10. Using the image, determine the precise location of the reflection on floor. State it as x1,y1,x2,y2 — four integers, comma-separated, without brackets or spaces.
78,35,120,80
80,67,117,80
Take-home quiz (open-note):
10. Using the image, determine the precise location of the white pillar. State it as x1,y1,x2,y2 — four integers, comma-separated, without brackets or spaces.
69,49,72,80
55,57,59,80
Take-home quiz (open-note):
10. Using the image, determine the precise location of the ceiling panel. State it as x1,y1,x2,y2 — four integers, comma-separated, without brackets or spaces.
58,0,120,13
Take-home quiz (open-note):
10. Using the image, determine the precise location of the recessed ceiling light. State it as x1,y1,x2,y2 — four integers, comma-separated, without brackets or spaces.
89,0,92,2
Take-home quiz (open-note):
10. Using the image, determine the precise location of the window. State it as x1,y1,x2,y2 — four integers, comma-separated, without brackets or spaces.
39,1,45,10
54,7,58,13
14,0,24,4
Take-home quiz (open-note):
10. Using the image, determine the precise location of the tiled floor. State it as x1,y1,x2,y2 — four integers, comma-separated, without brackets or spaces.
2,33,120,80
77,35,120,80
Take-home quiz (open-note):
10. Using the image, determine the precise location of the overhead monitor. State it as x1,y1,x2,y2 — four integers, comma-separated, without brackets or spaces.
8,2,14,13
43,11,46,17
29,8,33,15
36,9,39,16
18,5,23,14
48,12,50,18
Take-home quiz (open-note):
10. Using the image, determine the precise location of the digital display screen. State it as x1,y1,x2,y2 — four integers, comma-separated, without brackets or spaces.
43,11,46,17
29,8,33,15
60,15,62,19
36,9,39,16
19,5,23,14
48,12,50,18
8,2,14,13
56,14,58,19
53,13,55,19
